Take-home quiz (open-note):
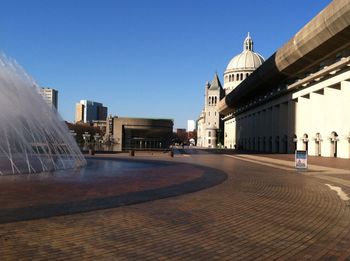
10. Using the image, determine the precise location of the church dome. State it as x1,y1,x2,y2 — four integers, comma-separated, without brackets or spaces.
226,33,265,71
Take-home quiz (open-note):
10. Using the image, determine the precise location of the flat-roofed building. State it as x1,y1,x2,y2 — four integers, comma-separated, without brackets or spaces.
39,87,58,110
107,117,173,151
75,100,108,123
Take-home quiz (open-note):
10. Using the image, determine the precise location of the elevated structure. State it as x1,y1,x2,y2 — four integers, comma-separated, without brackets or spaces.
218,0,350,158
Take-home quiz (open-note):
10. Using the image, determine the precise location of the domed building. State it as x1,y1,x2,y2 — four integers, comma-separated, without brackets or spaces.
196,34,264,149
223,33,265,95
223,34,265,148
218,1,350,158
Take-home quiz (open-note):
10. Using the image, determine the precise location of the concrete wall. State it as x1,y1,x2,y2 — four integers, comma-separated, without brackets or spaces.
112,117,173,151
230,69,350,158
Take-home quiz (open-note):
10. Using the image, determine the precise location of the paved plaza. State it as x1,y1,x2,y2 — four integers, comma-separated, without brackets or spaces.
1,149,350,260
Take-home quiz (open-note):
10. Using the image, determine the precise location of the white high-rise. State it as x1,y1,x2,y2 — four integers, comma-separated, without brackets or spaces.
39,87,58,110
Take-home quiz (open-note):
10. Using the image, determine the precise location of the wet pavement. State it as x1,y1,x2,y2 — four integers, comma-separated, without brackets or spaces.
1,149,350,260
0,157,226,223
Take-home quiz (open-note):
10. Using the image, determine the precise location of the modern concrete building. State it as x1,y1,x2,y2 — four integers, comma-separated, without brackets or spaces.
75,100,107,124
218,0,350,158
39,88,58,110
106,117,173,151
197,73,225,148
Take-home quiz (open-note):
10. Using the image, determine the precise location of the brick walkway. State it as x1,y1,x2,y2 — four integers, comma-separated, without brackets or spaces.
1,152,350,260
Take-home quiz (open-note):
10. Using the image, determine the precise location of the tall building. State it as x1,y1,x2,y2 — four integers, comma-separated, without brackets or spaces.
75,103,84,123
218,1,350,158
222,34,265,149
196,73,225,148
39,88,58,110
75,100,108,123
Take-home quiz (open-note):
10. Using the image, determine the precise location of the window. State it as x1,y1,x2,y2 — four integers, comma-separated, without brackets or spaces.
208,131,211,137
208,139,211,144
240,73,243,80
229,75,232,81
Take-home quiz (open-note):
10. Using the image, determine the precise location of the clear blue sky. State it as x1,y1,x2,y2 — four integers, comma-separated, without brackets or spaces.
0,0,331,128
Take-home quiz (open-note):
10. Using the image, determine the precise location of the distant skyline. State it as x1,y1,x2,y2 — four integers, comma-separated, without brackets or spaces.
0,0,331,128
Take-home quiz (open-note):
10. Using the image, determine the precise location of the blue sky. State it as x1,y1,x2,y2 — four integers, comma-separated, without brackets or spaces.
0,0,331,128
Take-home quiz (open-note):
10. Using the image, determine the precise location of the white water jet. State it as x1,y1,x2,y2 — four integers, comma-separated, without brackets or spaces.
0,53,86,174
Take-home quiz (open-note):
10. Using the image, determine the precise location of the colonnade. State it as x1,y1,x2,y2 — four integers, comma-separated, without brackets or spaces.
224,78,350,158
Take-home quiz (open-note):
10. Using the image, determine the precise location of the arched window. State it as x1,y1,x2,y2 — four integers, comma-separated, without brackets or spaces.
240,73,243,80
214,97,217,104
236,74,239,81
208,96,211,105
229,75,231,81
246,73,249,78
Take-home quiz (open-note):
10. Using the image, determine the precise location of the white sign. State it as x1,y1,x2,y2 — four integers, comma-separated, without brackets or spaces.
295,150,307,169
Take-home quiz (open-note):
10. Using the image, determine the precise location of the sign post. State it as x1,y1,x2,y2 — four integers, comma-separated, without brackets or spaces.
295,150,308,170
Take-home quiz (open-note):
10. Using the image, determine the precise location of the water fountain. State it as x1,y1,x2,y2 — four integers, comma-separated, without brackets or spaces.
0,53,226,224
0,54,86,175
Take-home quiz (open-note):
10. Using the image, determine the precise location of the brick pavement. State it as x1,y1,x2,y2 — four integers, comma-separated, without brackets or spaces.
1,152,350,260
0,157,226,223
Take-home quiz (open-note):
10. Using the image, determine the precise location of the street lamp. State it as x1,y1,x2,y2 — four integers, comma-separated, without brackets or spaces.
82,132,91,144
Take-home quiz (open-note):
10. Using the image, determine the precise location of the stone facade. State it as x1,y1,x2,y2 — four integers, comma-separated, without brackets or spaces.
222,34,264,149
196,73,224,148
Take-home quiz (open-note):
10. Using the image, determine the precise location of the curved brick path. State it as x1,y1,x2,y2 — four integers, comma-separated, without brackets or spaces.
1,153,350,260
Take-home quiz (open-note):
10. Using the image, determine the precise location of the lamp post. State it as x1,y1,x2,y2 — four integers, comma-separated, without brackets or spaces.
82,132,91,143
69,130,77,141
82,132,91,151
